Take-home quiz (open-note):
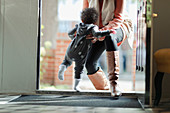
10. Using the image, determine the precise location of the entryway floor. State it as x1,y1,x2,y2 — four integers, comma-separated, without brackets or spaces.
0,95,170,113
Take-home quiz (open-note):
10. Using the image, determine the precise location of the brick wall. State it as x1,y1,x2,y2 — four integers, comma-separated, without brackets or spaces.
54,39,73,86
41,50,55,85
132,40,137,90
40,39,73,87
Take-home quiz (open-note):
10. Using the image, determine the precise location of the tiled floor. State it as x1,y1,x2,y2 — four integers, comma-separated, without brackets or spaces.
0,104,146,113
0,95,170,113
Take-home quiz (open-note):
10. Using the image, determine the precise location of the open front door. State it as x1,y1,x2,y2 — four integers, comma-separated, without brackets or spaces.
136,0,152,105
0,0,39,93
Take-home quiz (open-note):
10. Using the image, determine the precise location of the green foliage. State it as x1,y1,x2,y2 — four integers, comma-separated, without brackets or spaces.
41,24,44,36
40,84,70,90
39,24,53,80
44,41,52,49
146,0,152,27
59,0,79,4
131,0,136,3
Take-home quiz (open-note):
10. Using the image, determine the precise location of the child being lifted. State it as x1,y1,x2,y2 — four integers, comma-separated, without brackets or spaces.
58,8,115,91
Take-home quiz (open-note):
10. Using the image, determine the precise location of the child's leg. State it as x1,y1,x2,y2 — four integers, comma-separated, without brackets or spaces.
73,60,85,91
58,64,67,80
58,54,72,80
74,79,81,91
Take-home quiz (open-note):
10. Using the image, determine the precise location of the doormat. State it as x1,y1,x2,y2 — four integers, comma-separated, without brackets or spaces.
10,95,142,108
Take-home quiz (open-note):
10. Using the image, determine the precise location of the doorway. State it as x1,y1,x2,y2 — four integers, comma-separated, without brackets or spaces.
37,0,148,98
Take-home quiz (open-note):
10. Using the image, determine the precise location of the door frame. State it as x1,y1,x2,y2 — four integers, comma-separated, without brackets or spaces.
36,0,42,90
136,0,152,106
36,0,151,106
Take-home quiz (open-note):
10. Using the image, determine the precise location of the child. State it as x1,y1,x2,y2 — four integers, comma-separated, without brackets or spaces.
58,8,114,91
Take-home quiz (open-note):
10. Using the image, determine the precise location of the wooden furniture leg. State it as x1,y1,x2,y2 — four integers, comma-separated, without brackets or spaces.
154,72,164,106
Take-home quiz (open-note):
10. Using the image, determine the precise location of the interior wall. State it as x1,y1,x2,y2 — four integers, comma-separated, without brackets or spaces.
0,0,39,94
152,0,170,98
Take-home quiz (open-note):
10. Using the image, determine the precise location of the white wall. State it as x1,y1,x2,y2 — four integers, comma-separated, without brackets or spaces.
0,0,39,94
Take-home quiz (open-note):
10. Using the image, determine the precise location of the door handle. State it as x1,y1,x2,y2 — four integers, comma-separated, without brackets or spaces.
152,13,158,18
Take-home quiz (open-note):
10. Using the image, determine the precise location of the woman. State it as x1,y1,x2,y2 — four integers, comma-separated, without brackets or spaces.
58,8,112,91
83,0,133,97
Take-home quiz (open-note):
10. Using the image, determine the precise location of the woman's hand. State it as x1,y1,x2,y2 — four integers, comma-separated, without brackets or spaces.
101,23,118,31
97,28,116,41
86,34,94,39
86,34,105,42
86,34,97,43
98,36,105,41
91,38,98,43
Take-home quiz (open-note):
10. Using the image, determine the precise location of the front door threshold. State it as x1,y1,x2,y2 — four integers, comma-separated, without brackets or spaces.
36,89,144,97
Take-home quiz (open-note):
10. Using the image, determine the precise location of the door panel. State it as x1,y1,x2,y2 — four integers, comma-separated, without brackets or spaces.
0,0,39,93
0,0,4,91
